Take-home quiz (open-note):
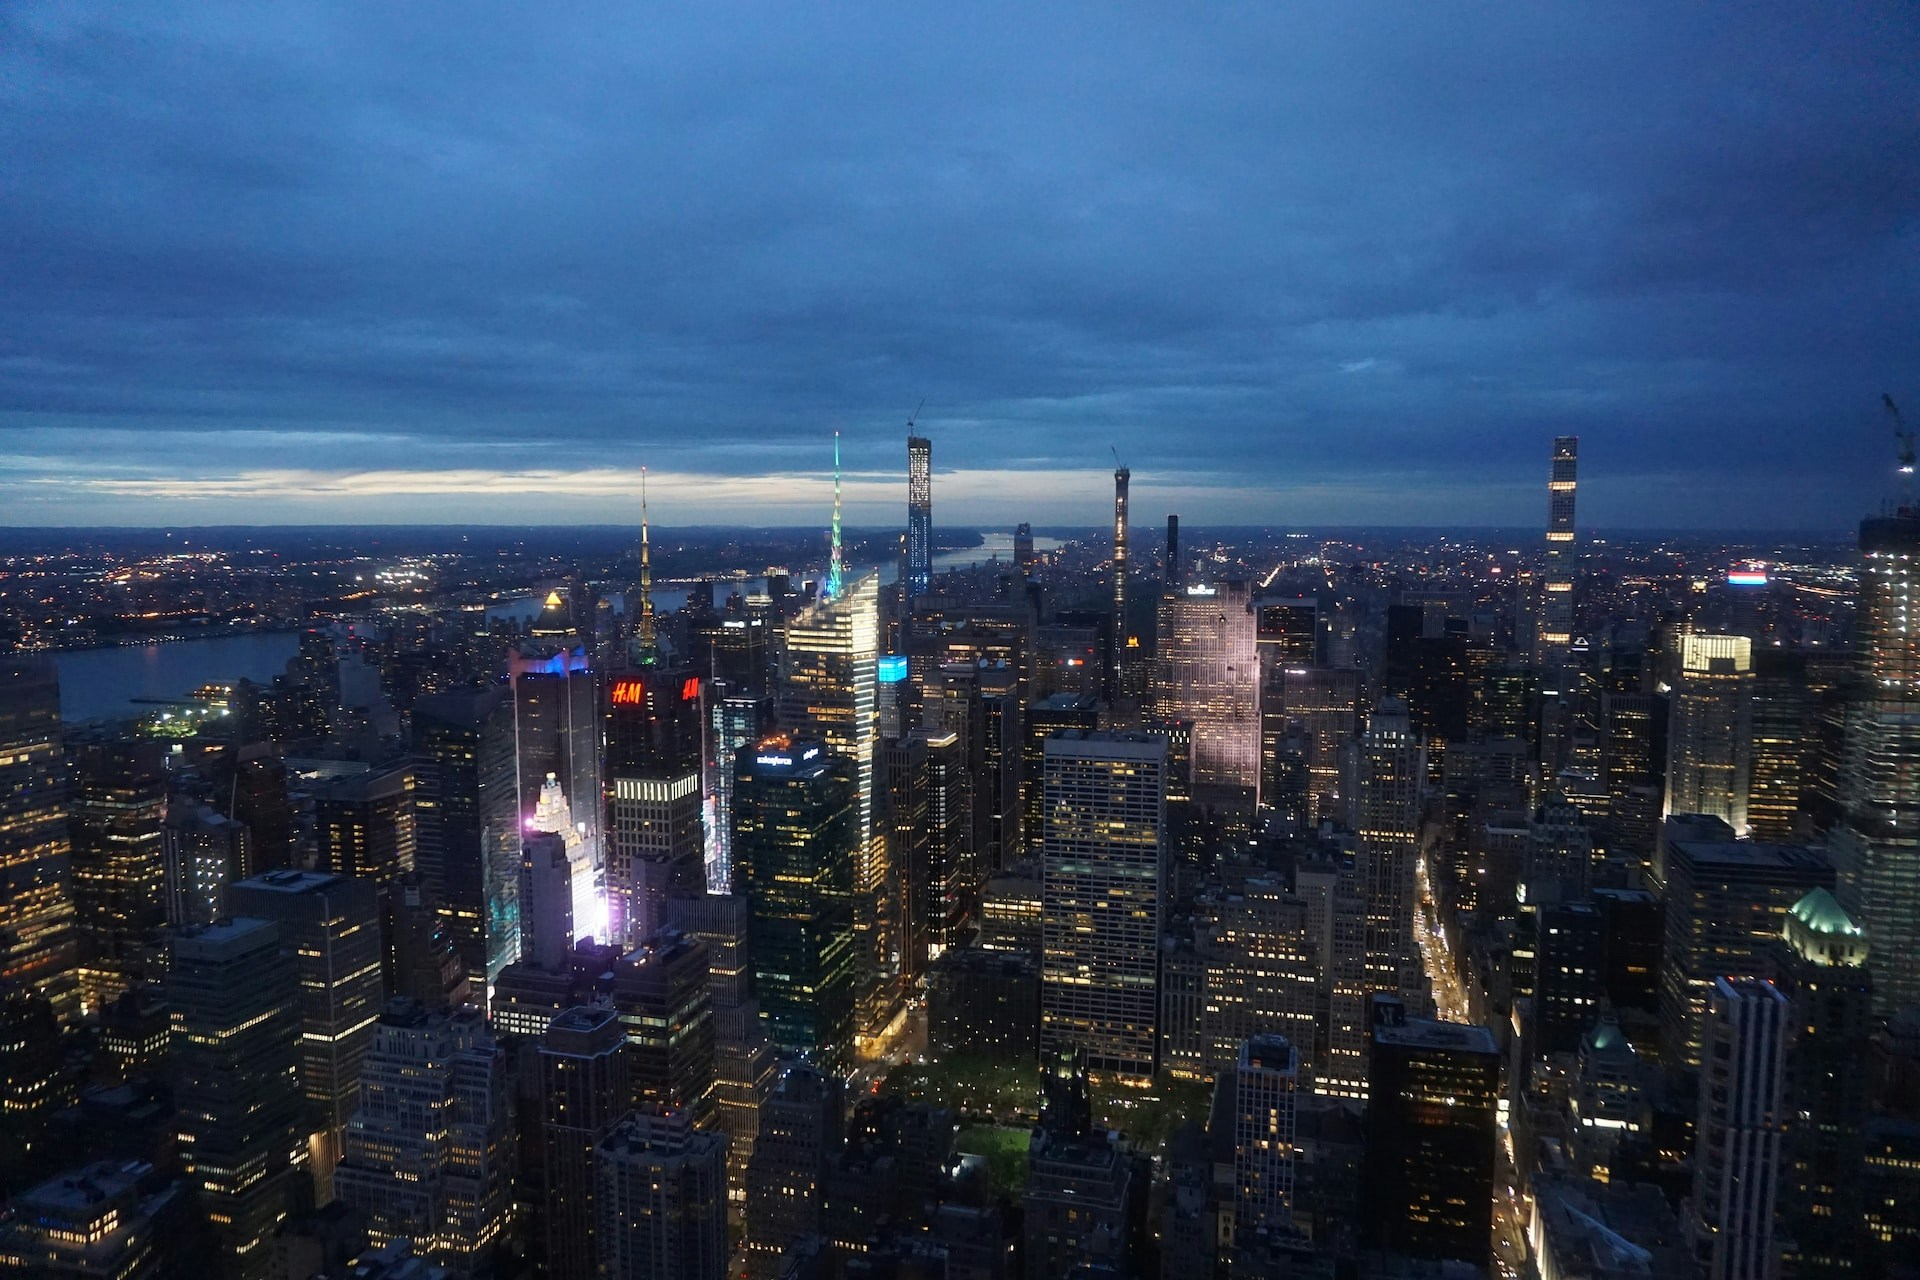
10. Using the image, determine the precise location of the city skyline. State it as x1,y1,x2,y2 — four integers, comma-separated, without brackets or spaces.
2,6,1916,529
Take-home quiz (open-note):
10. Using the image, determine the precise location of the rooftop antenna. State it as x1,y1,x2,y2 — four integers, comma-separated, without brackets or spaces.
825,431,846,601
637,466,657,663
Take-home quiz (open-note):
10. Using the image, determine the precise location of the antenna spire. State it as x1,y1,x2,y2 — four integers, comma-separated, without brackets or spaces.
637,466,657,663
825,431,846,601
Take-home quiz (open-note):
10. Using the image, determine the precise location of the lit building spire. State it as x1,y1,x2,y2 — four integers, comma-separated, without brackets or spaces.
825,431,846,601
637,466,658,663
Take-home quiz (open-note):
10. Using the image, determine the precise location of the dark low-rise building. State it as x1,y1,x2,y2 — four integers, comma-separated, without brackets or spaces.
928,946,1039,1058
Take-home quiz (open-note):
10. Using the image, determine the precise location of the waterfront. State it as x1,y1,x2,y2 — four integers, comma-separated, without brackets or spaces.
53,631,303,724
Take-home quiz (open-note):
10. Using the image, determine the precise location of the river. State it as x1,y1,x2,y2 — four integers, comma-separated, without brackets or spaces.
53,631,304,725
53,532,1067,723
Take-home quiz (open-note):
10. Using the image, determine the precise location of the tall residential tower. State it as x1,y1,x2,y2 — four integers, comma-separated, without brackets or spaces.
906,434,932,599
1833,506,1920,1013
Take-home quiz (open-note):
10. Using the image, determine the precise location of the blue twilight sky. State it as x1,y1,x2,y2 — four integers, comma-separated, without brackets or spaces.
1,4,1916,530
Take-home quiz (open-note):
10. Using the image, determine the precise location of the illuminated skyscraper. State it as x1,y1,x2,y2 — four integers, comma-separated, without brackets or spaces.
412,686,521,993
1355,700,1426,1004
733,741,857,1072
1690,977,1789,1280
1110,462,1130,702
1833,509,1920,1014
334,1001,514,1276
1040,730,1167,1079
227,870,384,1200
313,763,416,889
906,434,932,599
169,919,307,1280
779,571,884,1035
1540,435,1578,659
1155,580,1259,800
510,646,600,869
0,658,78,1020
1281,666,1359,822
67,734,166,1013
1666,633,1754,834
606,669,705,945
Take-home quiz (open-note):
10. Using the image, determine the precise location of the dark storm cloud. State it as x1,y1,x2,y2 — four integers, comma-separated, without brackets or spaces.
0,3,1915,525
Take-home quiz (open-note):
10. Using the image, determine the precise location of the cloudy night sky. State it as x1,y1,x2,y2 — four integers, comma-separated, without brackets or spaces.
2,5,1916,530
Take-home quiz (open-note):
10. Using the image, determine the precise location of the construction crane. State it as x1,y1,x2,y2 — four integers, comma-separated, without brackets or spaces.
907,399,925,433
1111,445,1124,470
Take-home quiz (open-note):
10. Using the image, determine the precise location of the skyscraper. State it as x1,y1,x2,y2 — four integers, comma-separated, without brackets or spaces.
611,928,716,1123
1355,699,1426,1005
906,433,932,599
520,830,576,969
227,870,384,1198
1666,632,1754,834
169,919,308,1280
67,734,166,1014
1280,665,1359,823
334,1000,514,1276
779,571,885,1037
539,1005,631,1280
1656,825,1831,1069
412,686,521,993
0,658,78,1020
1233,1033,1299,1236
732,741,857,1071
510,646,601,876
668,891,777,1213
1539,437,1580,769
1110,462,1130,702
1040,730,1167,1079
1690,977,1789,1280
1155,580,1260,801
605,667,705,946
1833,508,1920,1013
1540,435,1578,659
1363,995,1500,1269
1771,889,1872,1280
161,803,250,927
744,1066,844,1280
313,763,416,889
1164,513,1180,592
596,1107,729,1280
